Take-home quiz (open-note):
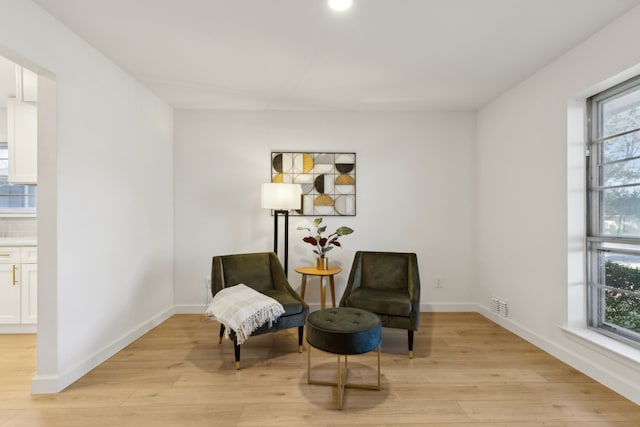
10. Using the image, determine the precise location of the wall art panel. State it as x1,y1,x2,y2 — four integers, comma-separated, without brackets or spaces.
271,151,356,216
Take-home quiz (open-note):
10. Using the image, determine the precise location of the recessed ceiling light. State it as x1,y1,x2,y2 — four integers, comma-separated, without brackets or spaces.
328,0,353,12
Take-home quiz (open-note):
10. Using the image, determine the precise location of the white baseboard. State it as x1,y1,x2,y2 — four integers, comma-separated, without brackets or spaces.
176,302,477,314
0,323,36,334
475,304,640,405
174,304,207,314
235,302,478,313
31,306,175,394
421,302,477,312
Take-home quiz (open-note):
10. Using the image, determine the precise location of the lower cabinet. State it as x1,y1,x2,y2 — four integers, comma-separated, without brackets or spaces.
0,263,21,323
0,246,37,328
20,263,37,324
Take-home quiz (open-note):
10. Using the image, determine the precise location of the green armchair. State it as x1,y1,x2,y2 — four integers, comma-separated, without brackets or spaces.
339,251,421,358
211,252,309,368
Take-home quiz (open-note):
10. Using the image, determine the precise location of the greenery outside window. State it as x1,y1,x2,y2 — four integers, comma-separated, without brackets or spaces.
587,75,640,347
0,142,36,214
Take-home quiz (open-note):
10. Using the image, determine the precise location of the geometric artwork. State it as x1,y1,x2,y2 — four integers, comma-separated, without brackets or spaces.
271,151,356,216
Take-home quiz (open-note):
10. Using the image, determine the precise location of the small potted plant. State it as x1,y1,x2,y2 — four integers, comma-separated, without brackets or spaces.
297,217,354,269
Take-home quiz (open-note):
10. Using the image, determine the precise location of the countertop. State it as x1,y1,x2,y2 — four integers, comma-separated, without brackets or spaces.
0,239,37,246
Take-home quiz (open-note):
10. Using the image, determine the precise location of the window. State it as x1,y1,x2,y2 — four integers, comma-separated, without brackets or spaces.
0,142,36,213
587,75,640,346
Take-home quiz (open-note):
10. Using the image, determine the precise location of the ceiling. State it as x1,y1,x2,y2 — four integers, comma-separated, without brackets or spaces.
11,0,640,111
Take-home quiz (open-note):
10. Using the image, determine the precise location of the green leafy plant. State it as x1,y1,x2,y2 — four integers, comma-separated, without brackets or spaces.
604,261,640,333
297,217,354,258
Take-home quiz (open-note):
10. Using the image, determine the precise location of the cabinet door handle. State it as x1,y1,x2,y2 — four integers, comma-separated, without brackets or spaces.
0,253,10,257
12,264,17,285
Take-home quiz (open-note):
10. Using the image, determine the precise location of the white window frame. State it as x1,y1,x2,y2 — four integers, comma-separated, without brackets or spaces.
0,141,36,216
587,74,640,348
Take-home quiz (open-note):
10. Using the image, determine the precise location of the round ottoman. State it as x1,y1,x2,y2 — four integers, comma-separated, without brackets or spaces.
306,307,382,409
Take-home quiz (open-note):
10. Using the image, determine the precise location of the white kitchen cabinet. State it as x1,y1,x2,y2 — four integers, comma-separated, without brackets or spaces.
0,246,37,329
0,263,20,324
15,65,38,103
21,246,37,263
20,263,37,324
7,98,37,184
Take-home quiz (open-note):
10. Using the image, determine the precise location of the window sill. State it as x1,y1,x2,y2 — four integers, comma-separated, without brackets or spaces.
561,326,640,371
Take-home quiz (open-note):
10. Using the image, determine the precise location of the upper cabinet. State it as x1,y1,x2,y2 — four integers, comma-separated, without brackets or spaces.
6,66,37,184
15,65,37,103
7,99,37,184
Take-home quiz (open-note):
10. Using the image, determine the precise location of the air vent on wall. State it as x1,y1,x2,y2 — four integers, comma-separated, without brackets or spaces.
490,296,509,317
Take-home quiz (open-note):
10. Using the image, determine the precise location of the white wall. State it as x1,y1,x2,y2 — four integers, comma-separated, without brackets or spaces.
0,0,175,392
475,5,640,404
174,111,476,312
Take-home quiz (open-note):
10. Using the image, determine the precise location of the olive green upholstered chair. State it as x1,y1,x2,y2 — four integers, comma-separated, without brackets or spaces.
339,251,421,358
211,252,309,369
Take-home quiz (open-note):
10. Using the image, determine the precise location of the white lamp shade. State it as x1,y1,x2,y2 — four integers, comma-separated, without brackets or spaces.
261,183,302,210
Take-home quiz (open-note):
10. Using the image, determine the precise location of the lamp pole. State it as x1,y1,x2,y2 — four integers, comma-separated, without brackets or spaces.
273,209,290,275
262,183,301,278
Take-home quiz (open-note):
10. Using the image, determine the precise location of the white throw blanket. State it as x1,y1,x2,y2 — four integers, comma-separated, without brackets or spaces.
205,284,285,345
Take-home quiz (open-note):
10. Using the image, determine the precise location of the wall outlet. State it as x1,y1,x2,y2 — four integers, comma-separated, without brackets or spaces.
435,276,443,288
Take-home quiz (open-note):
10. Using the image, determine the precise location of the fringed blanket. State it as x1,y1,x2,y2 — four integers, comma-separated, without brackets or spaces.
205,284,285,345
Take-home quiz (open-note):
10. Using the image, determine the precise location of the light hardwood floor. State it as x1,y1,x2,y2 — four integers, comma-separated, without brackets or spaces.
1,313,639,426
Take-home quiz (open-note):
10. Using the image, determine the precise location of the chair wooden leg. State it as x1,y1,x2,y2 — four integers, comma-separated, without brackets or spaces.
298,325,304,353
218,324,225,344
408,330,414,359
234,338,241,370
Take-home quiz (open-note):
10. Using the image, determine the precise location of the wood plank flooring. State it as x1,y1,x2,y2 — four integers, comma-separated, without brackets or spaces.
1,313,639,426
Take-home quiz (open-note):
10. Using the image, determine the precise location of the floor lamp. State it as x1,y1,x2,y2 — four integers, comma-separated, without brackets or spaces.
261,183,302,276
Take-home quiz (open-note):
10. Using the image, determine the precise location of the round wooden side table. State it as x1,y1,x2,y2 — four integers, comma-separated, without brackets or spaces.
294,266,342,310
